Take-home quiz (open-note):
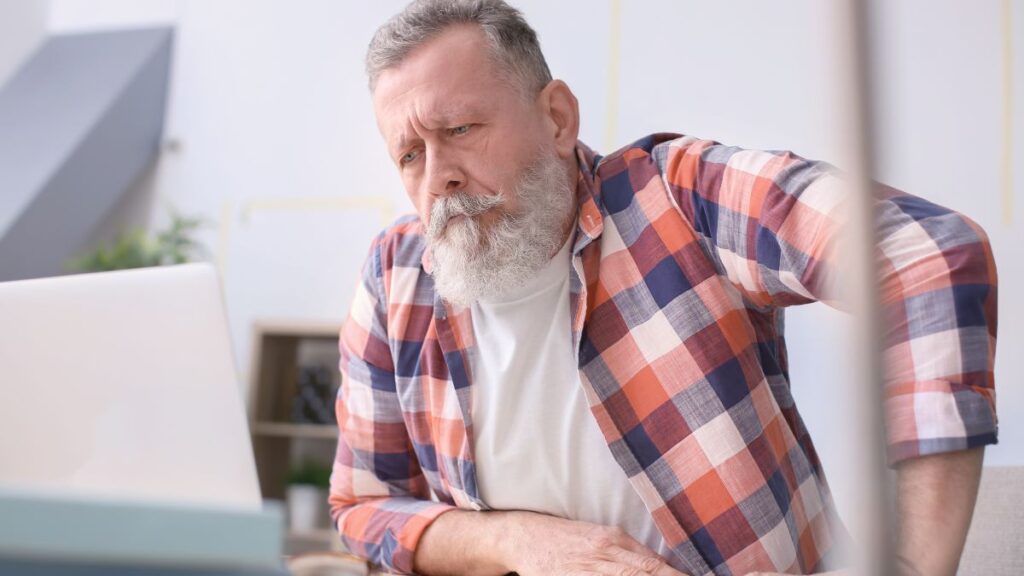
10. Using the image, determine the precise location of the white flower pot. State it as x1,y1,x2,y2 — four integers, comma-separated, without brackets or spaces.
287,484,329,532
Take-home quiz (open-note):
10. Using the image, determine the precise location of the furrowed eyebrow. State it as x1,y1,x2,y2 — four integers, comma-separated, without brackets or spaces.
390,103,486,155
393,133,421,154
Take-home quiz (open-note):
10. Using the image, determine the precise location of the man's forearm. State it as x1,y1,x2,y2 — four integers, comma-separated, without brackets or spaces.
896,447,984,576
412,509,687,576
413,509,513,575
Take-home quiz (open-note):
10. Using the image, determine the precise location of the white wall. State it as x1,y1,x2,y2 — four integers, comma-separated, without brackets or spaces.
49,1,1022,526
48,0,179,32
0,0,49,87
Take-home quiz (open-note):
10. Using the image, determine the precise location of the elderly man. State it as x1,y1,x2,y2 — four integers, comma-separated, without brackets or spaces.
328,1,999,575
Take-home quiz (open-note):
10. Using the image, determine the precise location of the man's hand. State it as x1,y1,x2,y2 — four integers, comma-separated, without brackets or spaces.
503,511,689,576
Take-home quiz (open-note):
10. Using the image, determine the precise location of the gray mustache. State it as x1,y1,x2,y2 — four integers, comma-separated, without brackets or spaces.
427,192,505,238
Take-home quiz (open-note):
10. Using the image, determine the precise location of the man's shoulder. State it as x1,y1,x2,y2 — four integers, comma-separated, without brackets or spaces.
591,132,685,174
586,133,697,211
592,132,727,170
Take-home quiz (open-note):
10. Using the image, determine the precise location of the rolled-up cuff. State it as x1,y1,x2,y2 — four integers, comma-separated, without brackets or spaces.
337,498,457,574
885,379,998,467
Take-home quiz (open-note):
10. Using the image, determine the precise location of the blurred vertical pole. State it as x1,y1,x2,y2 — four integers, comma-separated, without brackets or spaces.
830,0,895,574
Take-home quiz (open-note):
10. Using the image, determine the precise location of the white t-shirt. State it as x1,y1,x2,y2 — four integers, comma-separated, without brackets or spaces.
469,235,671,557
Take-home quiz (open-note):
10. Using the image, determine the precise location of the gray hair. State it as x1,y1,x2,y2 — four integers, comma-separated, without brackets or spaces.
366,0,552,96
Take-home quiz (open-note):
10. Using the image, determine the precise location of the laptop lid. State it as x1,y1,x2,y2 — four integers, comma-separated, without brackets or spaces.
0,263,261,511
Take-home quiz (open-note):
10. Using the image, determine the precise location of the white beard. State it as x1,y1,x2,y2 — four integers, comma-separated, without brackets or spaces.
426,149,575,307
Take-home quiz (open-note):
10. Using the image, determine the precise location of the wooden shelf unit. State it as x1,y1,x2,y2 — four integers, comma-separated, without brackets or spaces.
247,319,343,554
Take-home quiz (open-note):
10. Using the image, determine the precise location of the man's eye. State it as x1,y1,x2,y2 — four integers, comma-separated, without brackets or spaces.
449,125,471,136
400,150,419,165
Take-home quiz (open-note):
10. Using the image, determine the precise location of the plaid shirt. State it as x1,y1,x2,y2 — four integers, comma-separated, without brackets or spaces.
329,133,998,575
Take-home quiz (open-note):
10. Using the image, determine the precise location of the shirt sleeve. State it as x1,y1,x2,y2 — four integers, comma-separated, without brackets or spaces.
329,232,455,574
654,135,998,466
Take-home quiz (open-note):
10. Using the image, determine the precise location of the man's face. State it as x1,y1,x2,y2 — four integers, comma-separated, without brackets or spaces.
373,24,548,232
372,25,576,305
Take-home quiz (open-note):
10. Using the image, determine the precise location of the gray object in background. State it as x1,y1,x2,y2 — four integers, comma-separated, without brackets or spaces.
959,466,1024,575
0,27,173,282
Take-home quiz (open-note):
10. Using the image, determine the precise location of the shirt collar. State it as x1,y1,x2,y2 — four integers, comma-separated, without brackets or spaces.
572,141,605,250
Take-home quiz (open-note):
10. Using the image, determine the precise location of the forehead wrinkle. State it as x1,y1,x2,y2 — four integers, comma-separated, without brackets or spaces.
386,108,428,154
391,107,464,152
420,97,492,128
380,85,496,154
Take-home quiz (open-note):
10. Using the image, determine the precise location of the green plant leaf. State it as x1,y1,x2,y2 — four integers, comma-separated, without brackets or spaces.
287,461,332,488
67,209,208,273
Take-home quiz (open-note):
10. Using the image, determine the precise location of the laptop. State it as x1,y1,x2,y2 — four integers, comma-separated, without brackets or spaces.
0,264,284,572
0,262,260,509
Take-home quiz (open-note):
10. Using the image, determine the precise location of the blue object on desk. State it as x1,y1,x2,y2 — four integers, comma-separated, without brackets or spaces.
0,557,289,575
0,489,286,573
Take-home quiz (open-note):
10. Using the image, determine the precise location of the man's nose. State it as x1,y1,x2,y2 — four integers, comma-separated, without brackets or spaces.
425,150,466,198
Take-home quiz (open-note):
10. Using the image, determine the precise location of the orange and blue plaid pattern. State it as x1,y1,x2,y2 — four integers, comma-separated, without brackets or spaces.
329,133,998,575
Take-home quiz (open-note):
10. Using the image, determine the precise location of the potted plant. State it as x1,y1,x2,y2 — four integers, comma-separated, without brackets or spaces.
286,461,332,533
68,210,205,272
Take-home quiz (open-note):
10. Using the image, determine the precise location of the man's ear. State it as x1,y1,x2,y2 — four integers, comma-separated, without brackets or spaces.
538,80,580,160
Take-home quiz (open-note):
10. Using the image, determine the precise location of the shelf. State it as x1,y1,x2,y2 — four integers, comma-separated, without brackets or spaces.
289,529,338,542
252,422,337,439
249,320,343,538
251,319,342,339
285,528,347,555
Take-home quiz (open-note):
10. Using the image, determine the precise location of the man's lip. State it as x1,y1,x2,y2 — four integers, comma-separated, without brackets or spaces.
442,214,467,231
438,206,497,233
432,213,466,237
